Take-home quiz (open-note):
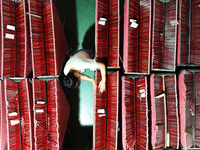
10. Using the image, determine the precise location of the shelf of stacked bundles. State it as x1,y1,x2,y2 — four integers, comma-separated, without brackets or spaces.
0,0,32,79
93,70,119,150
123,0,152,74
28,0,68,78
177,0,200,67
150,73,179,149
122,75,149,150
32,77,70,150
151,0,178,72
4,78,34,150
95,0,120,69
179,69,200,149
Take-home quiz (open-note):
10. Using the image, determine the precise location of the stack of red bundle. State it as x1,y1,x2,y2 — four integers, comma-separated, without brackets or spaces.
29,0,68,78
123,0,152,74
93,71,119,150
95,0,120,68
151,0,178,71
0,0,69,149
179,70,200,149
122,76,148,150
177,0,200,66
33,78,70,150
4,78,34,150
150,73,179,149
0,0,31,79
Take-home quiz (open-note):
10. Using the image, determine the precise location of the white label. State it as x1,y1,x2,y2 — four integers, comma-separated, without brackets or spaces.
9,112,18,117
26,12,41,18
98,20,106,26
7,25,15,31
198,4,200,7
97,109,105,113
99,18,107,21
37,101,45,104
5,33,14,39
170,20,179,26
155,93,165,99
130,19,138,28
36,109,44,113
99,114,106,117
10,120,20,126
139,89,145,98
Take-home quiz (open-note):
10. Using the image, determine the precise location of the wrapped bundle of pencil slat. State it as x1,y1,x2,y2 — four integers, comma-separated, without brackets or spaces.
29,0,68,78
5,78,34,150
33,78,70,150
95,0,120,68
179,70,200,149
122,76,148,150
108,0,120,68
0,80,7,150
123,0,151,74
151,73,179,149
177,0,200,66
151,0,178,71
93,71,119,150
0,0,31,79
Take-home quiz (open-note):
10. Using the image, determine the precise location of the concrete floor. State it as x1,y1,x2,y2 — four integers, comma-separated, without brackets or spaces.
54,0,95,149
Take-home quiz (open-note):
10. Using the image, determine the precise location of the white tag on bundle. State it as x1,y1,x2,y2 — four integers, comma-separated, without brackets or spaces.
98,18,107,26
99,114,106,117
9,112,18,117
155,93,165,99
36,109,44,113
5,33,14,39
170,20,179,26
10,120,20,126
7,25,15,31
130,19,138,28
26,12,41,18
139,89,145,98
198,4,200,7
37,100,46,104
97,109,105,113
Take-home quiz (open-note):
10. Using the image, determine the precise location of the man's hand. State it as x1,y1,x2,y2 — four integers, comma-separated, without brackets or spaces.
98,79,106,93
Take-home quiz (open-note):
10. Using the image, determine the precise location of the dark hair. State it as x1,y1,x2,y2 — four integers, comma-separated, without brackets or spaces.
63,71,81,89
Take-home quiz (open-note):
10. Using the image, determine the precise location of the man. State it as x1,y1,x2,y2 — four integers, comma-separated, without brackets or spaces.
63,49,106,93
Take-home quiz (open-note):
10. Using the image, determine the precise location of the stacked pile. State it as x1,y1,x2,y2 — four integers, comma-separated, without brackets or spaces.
0,0,70,150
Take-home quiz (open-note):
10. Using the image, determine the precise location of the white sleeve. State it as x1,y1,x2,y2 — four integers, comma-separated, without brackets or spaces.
63,63,70,75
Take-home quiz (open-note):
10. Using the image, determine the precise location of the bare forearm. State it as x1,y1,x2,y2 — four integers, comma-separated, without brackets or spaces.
97,62,106,81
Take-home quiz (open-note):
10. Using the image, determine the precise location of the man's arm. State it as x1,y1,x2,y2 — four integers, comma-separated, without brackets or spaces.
80,74,95,86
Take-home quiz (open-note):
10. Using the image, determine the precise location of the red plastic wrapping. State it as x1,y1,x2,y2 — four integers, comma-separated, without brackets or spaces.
177,0,200,66
151,74,179,149
29,0,68,78
93,71,119,150
0,0,31,79
95,0,120,68
122,76,148,150
5,78,34,150
123,0,151,74
151,0,178,71
179,70,200,149
0,80,7,150
33,78,70,150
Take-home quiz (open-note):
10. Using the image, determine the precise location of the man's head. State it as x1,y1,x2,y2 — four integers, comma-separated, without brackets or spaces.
63,70,81,89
